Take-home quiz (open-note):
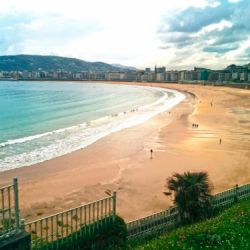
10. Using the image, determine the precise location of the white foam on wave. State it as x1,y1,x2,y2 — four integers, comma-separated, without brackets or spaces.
0,123,87,148
0,87,185,171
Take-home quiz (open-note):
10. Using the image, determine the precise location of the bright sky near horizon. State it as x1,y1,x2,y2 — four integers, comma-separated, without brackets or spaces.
0,0,249,69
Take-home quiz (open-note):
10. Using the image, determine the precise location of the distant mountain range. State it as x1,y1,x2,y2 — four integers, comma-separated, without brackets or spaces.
0,55,135,72
111,63,137,71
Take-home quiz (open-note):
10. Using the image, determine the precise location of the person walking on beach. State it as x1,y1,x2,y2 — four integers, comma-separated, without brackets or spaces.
219,138,222,144
150,149,153,159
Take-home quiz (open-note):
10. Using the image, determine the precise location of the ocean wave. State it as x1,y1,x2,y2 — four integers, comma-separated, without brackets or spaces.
138,89,171,111
0,122,87,148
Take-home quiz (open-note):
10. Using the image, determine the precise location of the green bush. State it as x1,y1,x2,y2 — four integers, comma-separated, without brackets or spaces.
35,215,127,250
165,172,212,224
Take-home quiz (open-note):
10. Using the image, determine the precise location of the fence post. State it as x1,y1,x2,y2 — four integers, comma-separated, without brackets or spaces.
112,191,116,221
13,177,20,232
234,184,239,202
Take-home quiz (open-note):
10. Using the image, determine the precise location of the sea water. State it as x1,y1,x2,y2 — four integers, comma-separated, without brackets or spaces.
0,81,185,171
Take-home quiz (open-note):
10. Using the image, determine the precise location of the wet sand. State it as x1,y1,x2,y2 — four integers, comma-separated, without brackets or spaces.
0,82,249,222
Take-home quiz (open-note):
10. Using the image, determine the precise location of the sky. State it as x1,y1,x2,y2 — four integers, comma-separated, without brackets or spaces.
0,0,249,69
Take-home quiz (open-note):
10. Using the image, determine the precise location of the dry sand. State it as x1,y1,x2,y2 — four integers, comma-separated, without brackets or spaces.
0,82,249,222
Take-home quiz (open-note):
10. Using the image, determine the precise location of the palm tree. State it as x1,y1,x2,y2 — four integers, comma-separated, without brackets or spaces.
165,171,212,224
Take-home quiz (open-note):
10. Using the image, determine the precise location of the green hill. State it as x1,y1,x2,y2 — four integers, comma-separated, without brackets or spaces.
0,55,122,72
129,198,250,250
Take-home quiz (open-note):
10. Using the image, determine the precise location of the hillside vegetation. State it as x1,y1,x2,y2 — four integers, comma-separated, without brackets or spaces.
129,198,250,250
0,55,121,72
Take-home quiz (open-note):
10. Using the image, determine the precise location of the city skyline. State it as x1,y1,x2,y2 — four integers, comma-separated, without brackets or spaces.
0,0,250,69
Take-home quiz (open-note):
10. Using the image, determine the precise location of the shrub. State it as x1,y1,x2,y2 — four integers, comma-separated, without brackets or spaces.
165,171,212,224
35,215,127,250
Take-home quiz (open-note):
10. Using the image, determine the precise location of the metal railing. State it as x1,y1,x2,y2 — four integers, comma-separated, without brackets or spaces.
212,183,250,208
127,182,250,239
25,191,116,249
0,177,20,240
2,177,250,245
127,207,180,239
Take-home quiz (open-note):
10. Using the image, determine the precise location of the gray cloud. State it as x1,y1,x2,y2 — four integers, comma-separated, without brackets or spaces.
159,33,194,49
244,47,250,58
160,0,233,33
159,45,171,50
247,47,250,54
204,44,239,53
159,0,250,57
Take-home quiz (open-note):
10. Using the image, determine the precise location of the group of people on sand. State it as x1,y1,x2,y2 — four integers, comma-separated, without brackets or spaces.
149,99,223,160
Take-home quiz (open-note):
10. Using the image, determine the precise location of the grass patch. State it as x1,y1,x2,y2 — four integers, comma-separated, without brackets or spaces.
129,198,250,250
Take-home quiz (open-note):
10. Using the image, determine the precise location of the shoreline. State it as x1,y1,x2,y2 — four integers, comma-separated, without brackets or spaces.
0,84,185,172
13,78,250,90
0,82,250,222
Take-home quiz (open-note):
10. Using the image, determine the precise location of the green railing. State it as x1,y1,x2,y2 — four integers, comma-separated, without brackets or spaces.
2,177,250,246
212,183,250,208
25,191,116,249
127,182,250,239
0,177,20,240
127,207,180,240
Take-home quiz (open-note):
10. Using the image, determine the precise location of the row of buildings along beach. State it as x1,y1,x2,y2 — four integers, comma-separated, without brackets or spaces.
1,63,250,84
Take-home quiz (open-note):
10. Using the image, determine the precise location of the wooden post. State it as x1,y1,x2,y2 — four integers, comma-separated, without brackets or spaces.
13,177,20,232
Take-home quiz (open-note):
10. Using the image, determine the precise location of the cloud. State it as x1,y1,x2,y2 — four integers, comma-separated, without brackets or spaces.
0,0,168,66
160,1,232,33
0,12,102,55
0,13,32,54
203,44,239,53
0,0,249,68
159,33,194,48
158,0,250,68
245,48,250,57
236,47,250,63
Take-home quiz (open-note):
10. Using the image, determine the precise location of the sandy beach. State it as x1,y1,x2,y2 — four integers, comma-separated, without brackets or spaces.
0,82,250,222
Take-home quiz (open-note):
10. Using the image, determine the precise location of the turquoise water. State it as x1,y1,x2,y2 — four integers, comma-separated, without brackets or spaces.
0,81,185,171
